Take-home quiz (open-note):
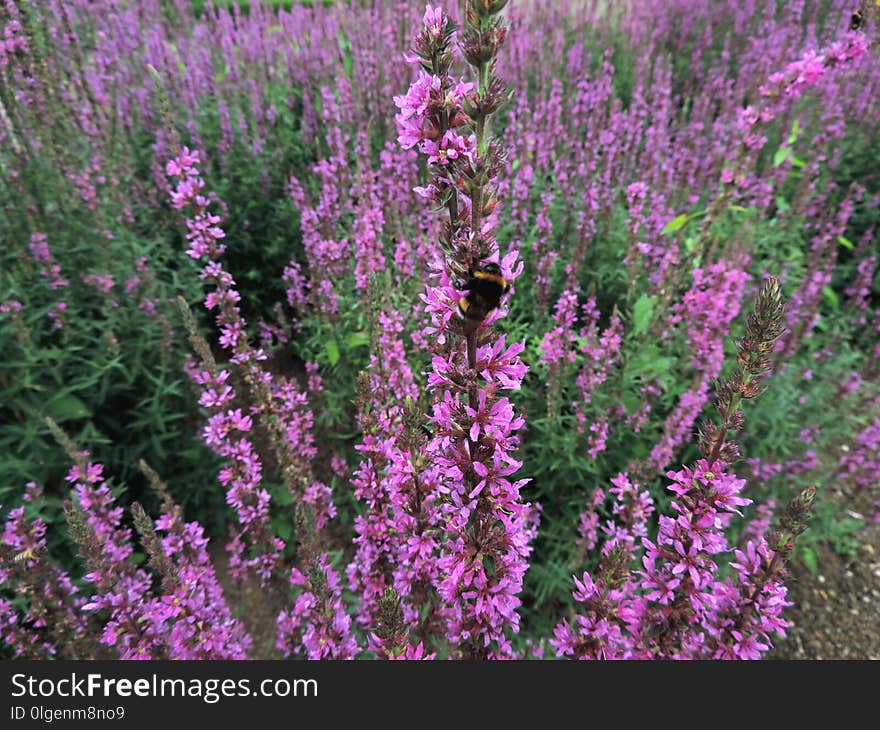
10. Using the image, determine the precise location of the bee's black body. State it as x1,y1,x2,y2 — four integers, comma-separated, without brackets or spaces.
457,262,510,333
851,9,864,30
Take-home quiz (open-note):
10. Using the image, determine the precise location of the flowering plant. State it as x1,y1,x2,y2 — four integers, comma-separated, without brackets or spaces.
1,0,878,661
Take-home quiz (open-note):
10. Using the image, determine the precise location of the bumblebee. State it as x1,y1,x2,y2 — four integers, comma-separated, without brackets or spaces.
456,262,510,334
851,9,864,30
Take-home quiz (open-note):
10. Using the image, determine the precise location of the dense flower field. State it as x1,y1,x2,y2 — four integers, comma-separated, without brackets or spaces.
1,0,878,660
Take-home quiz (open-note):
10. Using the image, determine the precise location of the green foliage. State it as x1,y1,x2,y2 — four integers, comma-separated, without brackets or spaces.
191,0,334,16
0,4,318,564
0,225,224,557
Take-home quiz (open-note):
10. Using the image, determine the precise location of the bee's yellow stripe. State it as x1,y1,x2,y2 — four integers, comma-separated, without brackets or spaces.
473,271,507,287
458,297,470,313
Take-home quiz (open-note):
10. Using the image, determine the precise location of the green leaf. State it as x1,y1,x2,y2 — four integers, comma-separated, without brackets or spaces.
838,235,854,250
625,345,674,387
270,516,293,542
787,119,801,145
775,195,791,214
800,546,818,575
632,294,656,336
790,155,805,169
345,331,370,349
773,146,790,167
621,391,641,414
272,485,294,507
821,285,839,307
325,338,340,366
661,214,689,235
337,30,353,78
43,394,91,422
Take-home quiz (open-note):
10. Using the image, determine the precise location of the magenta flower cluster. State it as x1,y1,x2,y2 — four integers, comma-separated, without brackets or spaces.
2,0,877,663
63,454,250,659
392,3,542,657
552,460,796,659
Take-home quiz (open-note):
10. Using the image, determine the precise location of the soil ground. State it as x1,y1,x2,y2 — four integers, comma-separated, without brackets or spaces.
771,489,880,660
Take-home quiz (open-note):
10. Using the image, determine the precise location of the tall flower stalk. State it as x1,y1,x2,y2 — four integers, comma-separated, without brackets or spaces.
166,147,336,588
699,276,786,465
552,277,815,659
397,2,535,658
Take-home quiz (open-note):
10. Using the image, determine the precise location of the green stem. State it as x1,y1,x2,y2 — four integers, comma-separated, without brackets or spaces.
466,330,478,410
470,59,489,265
707,371,750,464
